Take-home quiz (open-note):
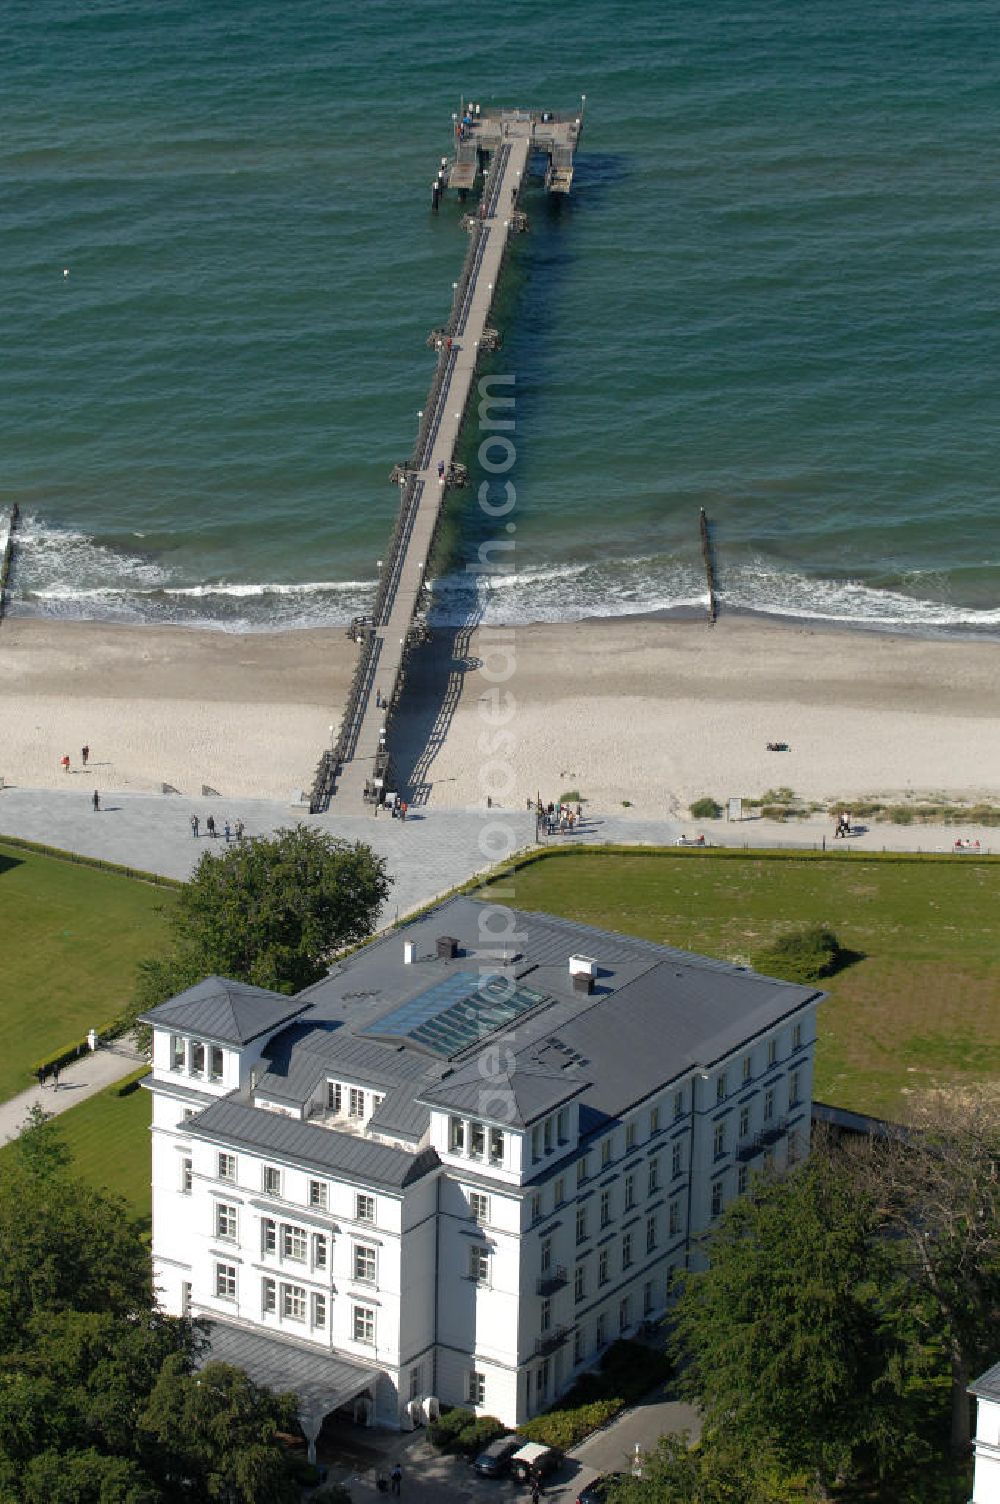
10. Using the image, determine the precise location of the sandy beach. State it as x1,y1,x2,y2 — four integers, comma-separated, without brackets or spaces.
2,615,1000,814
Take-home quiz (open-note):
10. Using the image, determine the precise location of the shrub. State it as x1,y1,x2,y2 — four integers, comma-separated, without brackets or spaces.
516,1341,672,1449
752,925,842,984
310,1487,352,1504
760,805,788,822
689,797,722,819
887,805,914,825
452,1415,506,1456
560,790,582,804
517,1398,620,1449
427,1406,475,1450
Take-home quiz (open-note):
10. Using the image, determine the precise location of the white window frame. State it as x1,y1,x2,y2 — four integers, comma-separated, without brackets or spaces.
711,1180,724,1218
624,1172,635,1210
713,1122,726,1159
671,1140,682,1178
281,1282,306,1322
327,1081,342,1113
468,1245,490,1287
262,1277,276,1314
600,1188,611,1227
262,1217,277,1255
598,1248,609,1285
622,1231,633,1269
181,1157,192,1194
218,1152,236,1183
209,1045,224,1080
263,1164,281,1197
312,1292,327,1327
648,1157,660,1194
282,1224,307,1262
353,1303,375,1344
646,1213,657,1253
190,1040,206,1076
574,1264,585,1302
467,1370,486,1406
349,1087,365,1119
450,1116,466,1152
312,1233,328,1269
309,1179,328,1209
354,1242,377,1284
215,1202,237,1241
469,1191,490,1223
356,1193,375,1223
669,1198,681,1236
215,1262,236,1300
170,1035,186,1072
625,1121,636,1150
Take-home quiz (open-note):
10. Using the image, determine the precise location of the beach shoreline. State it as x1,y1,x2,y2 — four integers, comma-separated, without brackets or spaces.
3,613,1000,814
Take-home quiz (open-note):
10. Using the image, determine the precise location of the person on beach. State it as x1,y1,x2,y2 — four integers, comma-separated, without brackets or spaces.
81,744,90,767
190,814,199,838
92,790,100,812
206,814,216,838
61,754,70,774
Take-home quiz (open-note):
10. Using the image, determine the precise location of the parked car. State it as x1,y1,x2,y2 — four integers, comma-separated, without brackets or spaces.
576,1473,627,1504
509,1441,563,1486
473,1433,521,1478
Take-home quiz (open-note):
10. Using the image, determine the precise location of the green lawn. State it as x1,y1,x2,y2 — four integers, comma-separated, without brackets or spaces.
480,848,1000,1119
0,841,176,1100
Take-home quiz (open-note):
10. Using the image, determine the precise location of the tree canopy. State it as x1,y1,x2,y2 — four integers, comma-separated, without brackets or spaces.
133,824,391,1016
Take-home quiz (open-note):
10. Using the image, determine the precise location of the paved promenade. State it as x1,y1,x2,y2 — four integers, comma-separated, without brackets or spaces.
0,1040,142,1144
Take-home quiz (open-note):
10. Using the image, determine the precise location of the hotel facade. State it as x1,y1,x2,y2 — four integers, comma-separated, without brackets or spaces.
142,897,821,1453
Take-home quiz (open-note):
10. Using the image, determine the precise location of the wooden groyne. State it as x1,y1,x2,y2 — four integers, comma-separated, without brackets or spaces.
309,103,584,812
699,507,717,623
0,504,21,624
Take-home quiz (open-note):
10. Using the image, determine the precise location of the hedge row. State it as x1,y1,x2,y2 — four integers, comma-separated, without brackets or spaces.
517,1341,671,1451
427,1408,506,1456
0,834,181,888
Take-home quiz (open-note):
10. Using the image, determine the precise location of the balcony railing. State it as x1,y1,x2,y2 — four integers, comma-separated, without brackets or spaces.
534,1325,571,1357
735,1117,789,1162
536,1265,568,1297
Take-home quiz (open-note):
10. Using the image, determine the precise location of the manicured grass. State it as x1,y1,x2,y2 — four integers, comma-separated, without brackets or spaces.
480,848,1000,1119
0,840,175,1100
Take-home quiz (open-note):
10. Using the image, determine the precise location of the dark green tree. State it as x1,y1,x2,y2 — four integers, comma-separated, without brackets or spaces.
671,1145,917,1495
19,1447,155,1504
609,1434,818,1503
12,1103,71,1179
140,1356,299,1504
134,825,390,1010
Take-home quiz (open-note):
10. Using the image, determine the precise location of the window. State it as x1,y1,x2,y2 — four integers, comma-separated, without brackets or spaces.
309,1179,328,1209
537,1357,550,1398
574,1264,585,1303
577,1154,589,1186
540,1238,552,1274
543,1117,553,1153
742,1053,752,1083
182,1108,195,1121
349,1087,365,1119
624,1172,635,1210
643,1280,654,1315
739,1106,750,1139
600,1189,611,1227
181,1281,192,1316
648,1157,660,1194
469,1191,490,1223
215,1202,237,1241
574,1325,584,1365
262,1218,277,1254
218,1152,236,1182
355,1243,377,1283
541,1297,552,1331
190,1041,206,1075
170,1035,185,1071
601,1138,612,1167
764,1088,775,1123
489,1128,504,1164
181,1157,192,1194
450,1116,465,1152
576,1206,588,1244
622,1231,633,1269
767,1039,777,1067
530,1193,542,1225
356,1193,375,1223
618,1296,630,1333
716,1073,727,1104
281,1283,306,1322
282,1224,307,1262
312,1293,327,1327
787,1129,801,1165
215,1262,236,1300
263,1165,281,1197
669,1198,681,1237
554,1177,565,1206
673,1089,684,1120
764,1148,775,1173
671,1140,683,1179
598,1249,609,1285
649,1105,660,1135
789,1070,801,1106
326,1082,342,1114
262,1277,276,1314
469,1245,490,1287
625,1121,636,1150
471,1122,486,1159
468,1371,486,1406
353,1304,375,1344
793,1022,803,1051
646,1213,657,1253
557,1108,568,1142
738,1165,749,1195
713,1122,726,1159
711,1180,724,1218
409,1365,422,1401
596,1313,607,1347
373,1095,384,1112
313,1233,328,1269
531,1125,541,1162
209,1045,224,1080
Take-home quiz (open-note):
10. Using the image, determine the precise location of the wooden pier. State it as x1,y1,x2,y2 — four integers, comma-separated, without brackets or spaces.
310,104,583,811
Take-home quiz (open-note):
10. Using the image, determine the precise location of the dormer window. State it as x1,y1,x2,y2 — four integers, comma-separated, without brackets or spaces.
449,1117,465,1152
209,1046,224,1080
489,1128,504,1165
170,1036,185,1072
349,1088,365,1119
471,1122,486,1159
327,1082,342,1113
190,1041,206,1075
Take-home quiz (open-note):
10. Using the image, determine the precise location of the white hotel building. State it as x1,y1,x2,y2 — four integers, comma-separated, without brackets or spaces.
142,896,822,1456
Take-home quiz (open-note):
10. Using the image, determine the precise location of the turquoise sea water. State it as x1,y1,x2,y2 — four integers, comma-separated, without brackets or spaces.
4,0,1000,632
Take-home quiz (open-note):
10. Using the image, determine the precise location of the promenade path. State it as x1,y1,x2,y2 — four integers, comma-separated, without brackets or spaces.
0,1038,143,1144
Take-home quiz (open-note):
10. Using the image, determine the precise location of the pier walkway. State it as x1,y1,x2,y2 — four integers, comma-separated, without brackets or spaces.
311,106,582,809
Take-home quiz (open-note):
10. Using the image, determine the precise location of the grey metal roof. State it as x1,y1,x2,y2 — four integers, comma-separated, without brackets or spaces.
203,1318,377,1421
185,1097,439,1188
970,1360,1000,1401
140,976,308,1046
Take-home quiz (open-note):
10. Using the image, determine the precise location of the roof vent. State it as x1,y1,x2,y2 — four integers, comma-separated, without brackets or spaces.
572,972,595,995
569,955,597,978
436,935,459,959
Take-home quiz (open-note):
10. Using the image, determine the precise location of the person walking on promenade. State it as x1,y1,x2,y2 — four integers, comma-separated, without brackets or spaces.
390,1465,402,1496
81,744,90,767
224,821,231,843
235,819,244,842
61,754,71,774
190,814,200,838
206,814,216,838
52,1065,60,1090
92,789,100,812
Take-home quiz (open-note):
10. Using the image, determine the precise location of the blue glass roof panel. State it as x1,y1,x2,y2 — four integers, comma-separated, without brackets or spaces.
362,972,548,1057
